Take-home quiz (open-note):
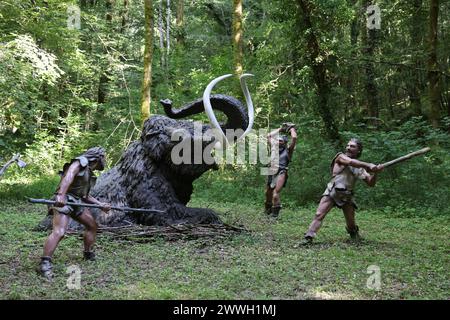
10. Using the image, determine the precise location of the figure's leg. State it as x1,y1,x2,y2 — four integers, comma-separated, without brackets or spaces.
40,211,70,279
73,208,98,260
271,173,287,217
265,186,273,215
43,211,70,257
304,196,335,240
342,204,360,240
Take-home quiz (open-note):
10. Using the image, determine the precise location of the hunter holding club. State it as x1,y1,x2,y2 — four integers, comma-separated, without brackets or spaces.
264,122,298,218
39,147,111,280
301,138,384,245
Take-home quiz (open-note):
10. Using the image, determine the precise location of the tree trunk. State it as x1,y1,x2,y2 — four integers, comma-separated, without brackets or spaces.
175,0,185,45
106,0,113,21
158,0,165,67
344,0,360,123
97,0,114,104
445,75,450,118
121,0,129,33
350,9,359,47
361,1,379,124
166,0,171,53
97,74,109,104
409,0,425,116
428,0,441,127
232,0,244,76
296,0,340,144
166,0,171,72
141,0,154,124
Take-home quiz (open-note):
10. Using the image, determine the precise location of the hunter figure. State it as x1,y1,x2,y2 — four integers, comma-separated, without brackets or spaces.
39,147,111,280
264,122,298,218
302,138,383,244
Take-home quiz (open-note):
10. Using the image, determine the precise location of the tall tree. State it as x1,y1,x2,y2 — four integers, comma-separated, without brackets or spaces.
158,0,165,67
361,0,379,124
408,0,426,116
121,0,129,33
175,0,185,45
428,0,441,127
166,0,171,53
232,0,243,76
344,0,361,122
296,0,340,143
166,0,171,73
97,0,114,104
141,0,154,124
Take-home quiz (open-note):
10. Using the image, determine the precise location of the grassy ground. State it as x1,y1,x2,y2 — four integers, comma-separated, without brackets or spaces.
0,199,448,300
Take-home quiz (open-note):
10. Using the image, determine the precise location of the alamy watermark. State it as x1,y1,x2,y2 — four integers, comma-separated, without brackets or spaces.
66,265,81,290
67,5,81,30
366,265,381,290
366,5,381,30
170,122,285,176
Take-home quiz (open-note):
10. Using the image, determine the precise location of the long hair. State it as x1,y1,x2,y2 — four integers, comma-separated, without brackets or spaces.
82,147,105,161
81,147,106,170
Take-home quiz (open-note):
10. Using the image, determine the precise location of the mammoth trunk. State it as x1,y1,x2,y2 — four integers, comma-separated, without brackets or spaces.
160,94,249,132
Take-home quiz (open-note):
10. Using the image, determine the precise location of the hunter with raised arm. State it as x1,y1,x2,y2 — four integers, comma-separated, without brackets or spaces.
264,122,298,218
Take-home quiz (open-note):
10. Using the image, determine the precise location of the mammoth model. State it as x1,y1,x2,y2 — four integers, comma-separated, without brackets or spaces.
40,74,254,229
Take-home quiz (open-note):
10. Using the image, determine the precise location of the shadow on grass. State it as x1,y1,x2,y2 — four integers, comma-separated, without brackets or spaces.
296,238,398,251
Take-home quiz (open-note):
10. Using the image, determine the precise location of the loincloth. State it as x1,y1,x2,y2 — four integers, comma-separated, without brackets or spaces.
267,169,288,189
47,193,86,218
322,181,358,209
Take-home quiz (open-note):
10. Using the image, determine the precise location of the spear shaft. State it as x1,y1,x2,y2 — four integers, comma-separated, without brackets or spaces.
27,198,165,214
381,147,430,168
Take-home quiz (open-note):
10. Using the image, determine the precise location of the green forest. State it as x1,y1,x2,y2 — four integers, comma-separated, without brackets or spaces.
0,0,449,300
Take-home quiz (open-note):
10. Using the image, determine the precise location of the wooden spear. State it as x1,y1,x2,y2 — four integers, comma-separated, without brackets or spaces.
380,147,430,168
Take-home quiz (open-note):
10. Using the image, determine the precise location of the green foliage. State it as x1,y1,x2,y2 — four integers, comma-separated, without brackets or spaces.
193,116,450,214
0,35,63,151
0,0,143,171
1,0,449,215
340,118,449,211
0,175,59,200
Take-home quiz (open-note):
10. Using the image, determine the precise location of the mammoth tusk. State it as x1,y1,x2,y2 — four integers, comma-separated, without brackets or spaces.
203,74,232,146
239,73,255,140
203,73,255,146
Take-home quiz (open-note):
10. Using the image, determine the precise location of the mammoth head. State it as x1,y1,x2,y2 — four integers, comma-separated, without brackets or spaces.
140,115,221,178
145,74,255,178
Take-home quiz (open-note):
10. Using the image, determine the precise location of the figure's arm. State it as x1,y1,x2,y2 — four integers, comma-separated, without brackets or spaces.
364,172,377,187
360,167,383,187
336,154,377,172
55,161,81,206
288,128,298,159
83,195,111,213
336,154,383,187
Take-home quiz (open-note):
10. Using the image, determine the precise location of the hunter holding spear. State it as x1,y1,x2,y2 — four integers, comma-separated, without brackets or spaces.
301,138,384,245
39,147,111,280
